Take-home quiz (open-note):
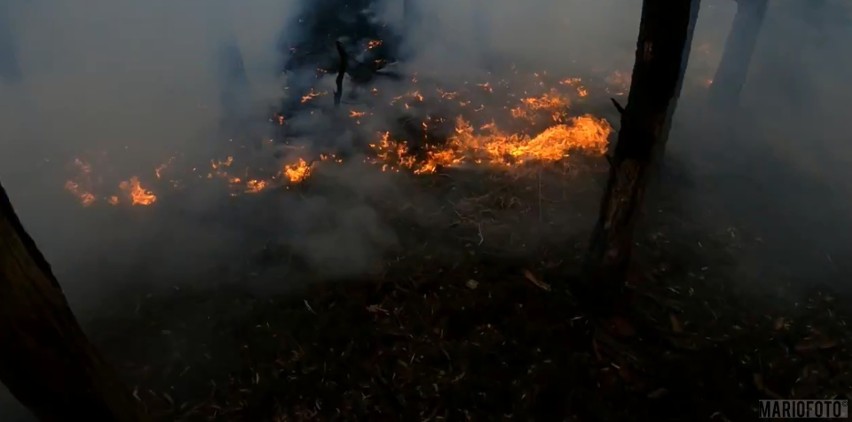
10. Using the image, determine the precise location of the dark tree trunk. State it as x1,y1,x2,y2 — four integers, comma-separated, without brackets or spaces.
657,0,701,159
0,182,148,421
708,0,768,111
582,0,701,305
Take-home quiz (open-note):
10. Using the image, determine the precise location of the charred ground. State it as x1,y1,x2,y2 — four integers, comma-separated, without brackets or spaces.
4,1,851,420
71,158,852,421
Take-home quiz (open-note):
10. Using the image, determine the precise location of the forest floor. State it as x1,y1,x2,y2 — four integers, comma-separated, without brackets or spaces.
70,156,852,422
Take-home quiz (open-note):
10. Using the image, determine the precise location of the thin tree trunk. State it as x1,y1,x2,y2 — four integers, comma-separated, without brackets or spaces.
582,0,701,304
708,0,768,111
0,182,148,421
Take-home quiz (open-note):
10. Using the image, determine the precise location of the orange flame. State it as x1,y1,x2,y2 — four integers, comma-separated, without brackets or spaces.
283,159,312,183
119,177,157,206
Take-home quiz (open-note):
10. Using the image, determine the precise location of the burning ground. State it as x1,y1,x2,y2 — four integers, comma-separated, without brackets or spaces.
51,67,852,420
3,1,851,420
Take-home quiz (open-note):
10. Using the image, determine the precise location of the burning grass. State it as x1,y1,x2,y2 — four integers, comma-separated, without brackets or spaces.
61,68,621,209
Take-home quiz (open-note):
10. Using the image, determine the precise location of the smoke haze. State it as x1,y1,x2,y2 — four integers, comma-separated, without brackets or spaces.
2,0,852,420
0,0,850,324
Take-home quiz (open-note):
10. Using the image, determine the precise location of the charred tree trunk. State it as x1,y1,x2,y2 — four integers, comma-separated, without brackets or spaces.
657,0,701,159
708,0,768,111
582,0,700,307
0,182,148,421
334,41,348,107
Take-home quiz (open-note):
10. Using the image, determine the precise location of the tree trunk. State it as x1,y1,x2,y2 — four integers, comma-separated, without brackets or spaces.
0,182,148,421
656,0,701,159
582,0,701,304
708,0,768,111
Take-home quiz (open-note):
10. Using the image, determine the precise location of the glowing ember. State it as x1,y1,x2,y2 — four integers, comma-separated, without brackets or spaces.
119,177,157,206
64,181,96,207
366,39,382,50
606,70,631,96
560,78,589,97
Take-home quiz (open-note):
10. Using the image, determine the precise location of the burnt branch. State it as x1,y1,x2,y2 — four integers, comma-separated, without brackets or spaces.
334,41,348,107
610,98,626,115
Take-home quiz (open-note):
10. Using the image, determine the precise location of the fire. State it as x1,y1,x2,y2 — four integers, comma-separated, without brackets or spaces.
372,114,611,174
245,179,268,193
366,40,383,50
62,69,629,208
511,90,572,124
370,86,612,174
300,89,326,104
118,177,157,206
283,159,312,183
64,181,96,207
64,158,98,206
560,78,589,97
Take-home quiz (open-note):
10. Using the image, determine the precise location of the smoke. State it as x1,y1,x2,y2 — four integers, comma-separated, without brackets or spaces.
0,0,851,311
665,1,852,295
0,0,851,419
0,0,304,303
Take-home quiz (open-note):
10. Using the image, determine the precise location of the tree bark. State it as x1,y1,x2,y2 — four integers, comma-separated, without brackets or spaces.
708,0,768,111
582,0,701,305
0,182,148,421
656,0,701,159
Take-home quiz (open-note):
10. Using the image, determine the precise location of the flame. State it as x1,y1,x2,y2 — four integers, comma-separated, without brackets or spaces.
560,78,589,97
245,179,268,193
63,70,626,208
64,181,96,207
510,90,571,124
370,88,611,174
283,158,312,183
118,177,157,206
300,89,326,104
